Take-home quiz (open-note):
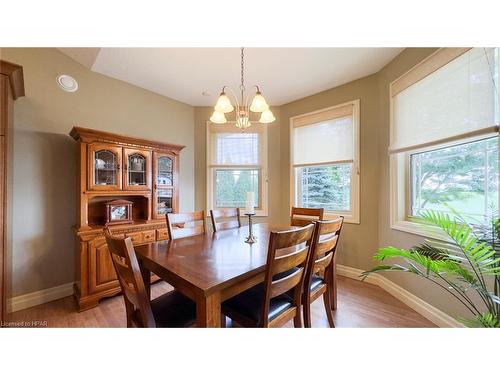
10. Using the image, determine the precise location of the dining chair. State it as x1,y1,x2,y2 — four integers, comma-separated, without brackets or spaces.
104,228,196,327
210,208,241,232
221,224,316,328
300,217,344,328
166,210,206,240
290,206,324,227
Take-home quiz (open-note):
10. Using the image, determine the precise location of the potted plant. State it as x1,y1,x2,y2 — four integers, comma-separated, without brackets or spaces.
363,210,500,327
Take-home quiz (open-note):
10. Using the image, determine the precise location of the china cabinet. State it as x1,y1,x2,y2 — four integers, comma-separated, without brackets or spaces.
0,60,24,324
70,126,184,311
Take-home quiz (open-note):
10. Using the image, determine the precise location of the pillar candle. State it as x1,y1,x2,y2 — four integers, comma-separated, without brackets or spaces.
245,192,255,215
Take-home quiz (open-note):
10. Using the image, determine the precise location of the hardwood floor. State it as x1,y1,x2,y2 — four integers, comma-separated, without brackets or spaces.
9,276,435,328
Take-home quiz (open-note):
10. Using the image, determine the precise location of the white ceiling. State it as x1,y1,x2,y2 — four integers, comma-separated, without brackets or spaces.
60,48,403,106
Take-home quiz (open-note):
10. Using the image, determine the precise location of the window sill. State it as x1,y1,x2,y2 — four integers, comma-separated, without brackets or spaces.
324,212,359,225
391,220,449,242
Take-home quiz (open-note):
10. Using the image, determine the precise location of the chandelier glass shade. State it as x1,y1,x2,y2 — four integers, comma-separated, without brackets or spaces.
210,48,275,130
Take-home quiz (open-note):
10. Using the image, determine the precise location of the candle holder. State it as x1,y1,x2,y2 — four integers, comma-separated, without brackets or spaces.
245,213,257,244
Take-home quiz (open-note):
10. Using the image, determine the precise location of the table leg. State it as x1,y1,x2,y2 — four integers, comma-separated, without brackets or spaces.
139,259,151,300
196,292,221,327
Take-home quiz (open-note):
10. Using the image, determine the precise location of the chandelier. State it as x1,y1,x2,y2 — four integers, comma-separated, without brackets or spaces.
210,47,275,130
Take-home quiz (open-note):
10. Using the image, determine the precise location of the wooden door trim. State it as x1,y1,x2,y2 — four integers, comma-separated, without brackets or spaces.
0,60,24,324
0,60,25,100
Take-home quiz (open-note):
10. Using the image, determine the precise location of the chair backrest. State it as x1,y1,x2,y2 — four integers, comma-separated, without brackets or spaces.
210,208,241,232
290,207,324,227
166,210,206,239
104,228,155,327
261,223,316,326
304,217,344,291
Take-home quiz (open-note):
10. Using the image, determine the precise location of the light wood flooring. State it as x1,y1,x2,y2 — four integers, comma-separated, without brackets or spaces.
9,276,435,328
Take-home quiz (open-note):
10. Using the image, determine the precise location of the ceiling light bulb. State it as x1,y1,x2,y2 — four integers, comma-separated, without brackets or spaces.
259,109,275,124
210,110,227,124
249,92,269,112
214,93,234,113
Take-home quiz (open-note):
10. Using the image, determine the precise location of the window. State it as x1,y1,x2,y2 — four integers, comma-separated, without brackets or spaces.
207,122,268,216
290,100,360,223
390,48,500,235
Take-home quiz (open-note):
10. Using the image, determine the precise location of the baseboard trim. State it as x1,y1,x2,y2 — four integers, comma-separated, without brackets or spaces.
336,264,463,328
7,282,74,313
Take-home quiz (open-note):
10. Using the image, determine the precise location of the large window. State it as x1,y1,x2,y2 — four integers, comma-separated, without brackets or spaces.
291,100,360,223
207,123,267,215
390,48,500,234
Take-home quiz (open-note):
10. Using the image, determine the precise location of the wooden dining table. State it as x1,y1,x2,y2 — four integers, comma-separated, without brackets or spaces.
134,223,337,327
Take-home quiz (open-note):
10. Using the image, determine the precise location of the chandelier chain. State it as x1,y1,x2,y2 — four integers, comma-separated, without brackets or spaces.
240,47,244,89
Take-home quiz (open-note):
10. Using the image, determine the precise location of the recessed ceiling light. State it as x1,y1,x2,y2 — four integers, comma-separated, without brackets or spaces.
201,91,211,97
56,74,79,92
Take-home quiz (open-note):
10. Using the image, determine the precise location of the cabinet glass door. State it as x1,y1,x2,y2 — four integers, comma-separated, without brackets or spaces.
88,144,122,190
127,154,146,186
153,152,177,219
123,148,151,190
156,156,173,185
156,188,173,215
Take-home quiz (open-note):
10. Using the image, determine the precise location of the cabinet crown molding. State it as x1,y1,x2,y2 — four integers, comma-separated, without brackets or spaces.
70,126,186,154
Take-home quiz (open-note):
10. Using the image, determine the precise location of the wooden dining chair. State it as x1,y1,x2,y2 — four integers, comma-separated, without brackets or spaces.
300,217,344,328
166,210,206,240
104,228,196,327
210,208,241,232
290,207,324,227
221,224,316,328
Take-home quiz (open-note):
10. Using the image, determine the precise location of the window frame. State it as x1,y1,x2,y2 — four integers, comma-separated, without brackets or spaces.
389,48,500,238
289,99,360,224
206,121,268,217
391,133,500,239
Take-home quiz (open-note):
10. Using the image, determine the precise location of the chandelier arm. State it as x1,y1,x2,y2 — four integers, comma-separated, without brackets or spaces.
223,86,241,116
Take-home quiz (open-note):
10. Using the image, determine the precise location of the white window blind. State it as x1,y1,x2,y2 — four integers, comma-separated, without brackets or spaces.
391,48,499,153
209,123,263,166
293,104,354,166
214,133,259,165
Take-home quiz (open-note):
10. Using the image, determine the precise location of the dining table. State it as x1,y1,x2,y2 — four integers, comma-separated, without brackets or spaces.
134,222,337,327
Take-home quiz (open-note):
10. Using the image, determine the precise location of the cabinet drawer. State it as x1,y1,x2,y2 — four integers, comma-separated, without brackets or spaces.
142,230,156,243
127,232,142,244
156,228,169,241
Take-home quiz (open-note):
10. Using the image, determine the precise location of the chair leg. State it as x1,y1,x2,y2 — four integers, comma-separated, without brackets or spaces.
331,258,338,310
323,290,335,328
293,308,302,328
303,298,312,328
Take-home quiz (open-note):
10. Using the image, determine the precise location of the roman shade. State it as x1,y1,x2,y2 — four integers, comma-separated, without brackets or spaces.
209,123,263,166
292,103,354,167
390,48,499,154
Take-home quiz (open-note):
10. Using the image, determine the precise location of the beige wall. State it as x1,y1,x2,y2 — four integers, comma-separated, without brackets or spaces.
279,74,381,269
0,48,195,297
194,106,282,225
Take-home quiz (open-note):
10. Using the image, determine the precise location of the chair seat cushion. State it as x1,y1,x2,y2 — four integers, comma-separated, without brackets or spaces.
149,290,197,328
280,267,324,292
222,283,293,325
310,275,324,291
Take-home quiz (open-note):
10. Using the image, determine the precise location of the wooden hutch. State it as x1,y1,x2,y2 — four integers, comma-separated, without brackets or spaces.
70,127,184,311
